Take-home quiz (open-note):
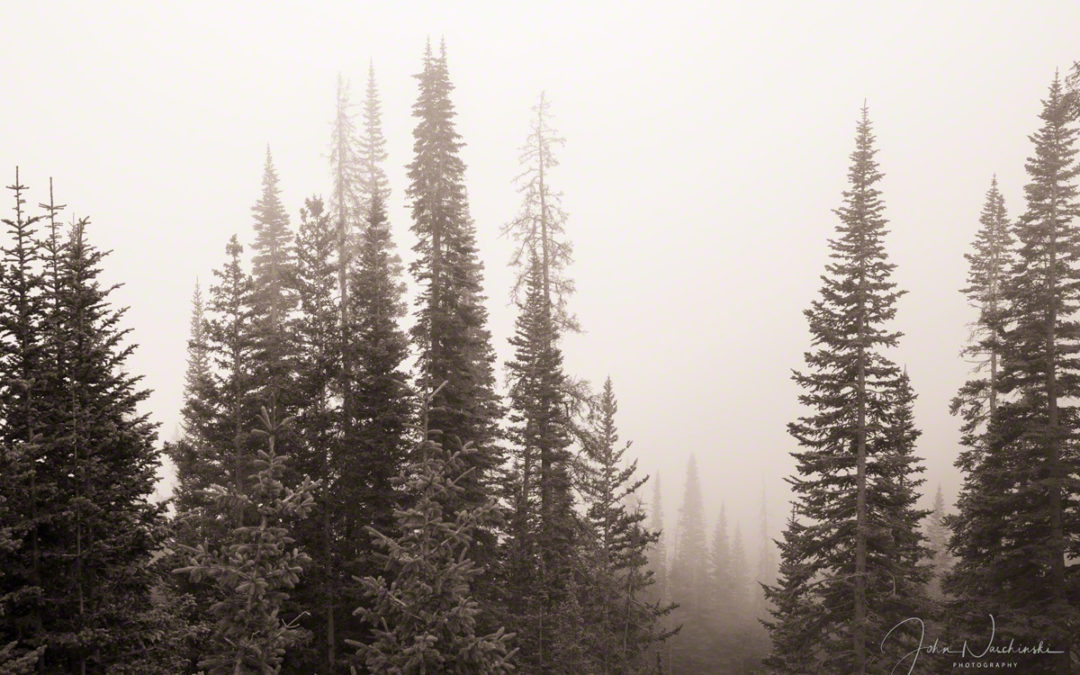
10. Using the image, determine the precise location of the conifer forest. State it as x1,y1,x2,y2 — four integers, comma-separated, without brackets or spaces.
3,4,1080,674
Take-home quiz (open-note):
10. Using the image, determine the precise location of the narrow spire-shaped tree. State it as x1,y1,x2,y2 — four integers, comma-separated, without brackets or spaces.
358,62,390,218
948,75,1080,673
753,486,777,619
329,73,363,429
249,148,296,413
773,106,928,673
285,196,343,672
762,510,816,673
0,169,48,659
407,40,502,558
669,455,713,672
503,92,577,332
925,486,952,600
579,377,671,672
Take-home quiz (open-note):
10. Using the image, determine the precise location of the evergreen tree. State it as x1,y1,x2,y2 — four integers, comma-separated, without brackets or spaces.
329,73,363,430
170,235,259,518
502,255,576,670
358,63,391,219
668,455,713,672
348,384,514,673
753,486,778,619
407,39,502,562
285,197,344,672
344,107,412,561
248,148,296,413
0,169,48,664
580,378,672,673
39,217,166,670
176,407,316,674
948,75,1080,673
770,106,929,673
762,511,816,674
925,486,952,601
947,176,1013,618
502,92,577,332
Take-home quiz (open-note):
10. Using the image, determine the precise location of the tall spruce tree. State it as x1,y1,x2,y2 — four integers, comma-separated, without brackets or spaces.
503,255,576,670
762,510,815,674
948,75,1080,673
0,169,48,664
925,486,952,601
769,106,928,673
947,176,1012,617
285,196,344,672
407,39,502,560
41,217,166,671
344,78,412,561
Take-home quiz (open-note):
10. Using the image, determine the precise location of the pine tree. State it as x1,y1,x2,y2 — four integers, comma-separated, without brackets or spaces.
0,168,49,664
285,196,344,672
248,148,296,414
502,255,576,669
925,486,952,601
344,98,412,561
580,378,672,673
40,216,167,670
772,106,929,673
329,73,363,432
407,39,502,562
503,92,577,332
348,384,514,673
948,75,1080,673
709,507,732,629
176,407,316,674
668,455,713,672
947,176,1013,619
358,63,391,219
753,486,778,619
170,235,259,518
762,510,816,674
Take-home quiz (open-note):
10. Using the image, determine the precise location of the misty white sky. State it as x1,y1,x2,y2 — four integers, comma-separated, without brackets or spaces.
3,1,1079,552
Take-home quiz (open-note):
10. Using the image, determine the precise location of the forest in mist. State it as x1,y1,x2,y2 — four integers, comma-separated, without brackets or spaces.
2,15,1080,675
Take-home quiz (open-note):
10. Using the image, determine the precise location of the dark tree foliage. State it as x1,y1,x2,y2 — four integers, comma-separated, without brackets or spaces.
176,408,316,674
406,40,502,565
349,386,514,674
343,189,412,560
768,107,929,673
282,196,344,672
34,214,165,671
502,255,576,670
947,75,1080,674
762,510,815,674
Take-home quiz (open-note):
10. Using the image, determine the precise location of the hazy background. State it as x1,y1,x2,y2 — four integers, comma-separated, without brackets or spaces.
3,0,1078,549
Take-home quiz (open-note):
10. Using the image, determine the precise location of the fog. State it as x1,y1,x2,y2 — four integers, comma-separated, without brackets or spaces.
4,0,1077,551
